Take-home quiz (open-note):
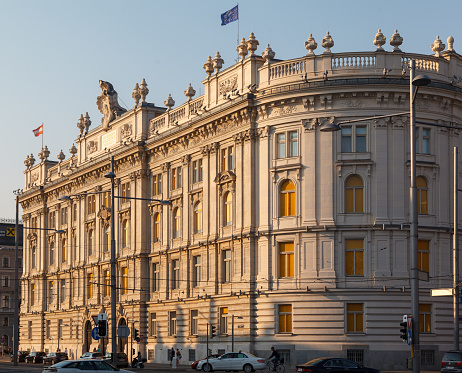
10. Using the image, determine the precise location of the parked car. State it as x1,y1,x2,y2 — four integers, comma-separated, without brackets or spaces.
196,352,266,373
26,351,47,364
43,352,69,365
10,350,29,362
192,354,223,370
42,359,132,372
79,352,104,359
102,352,129,368
442,351,462,373
296,358,381,373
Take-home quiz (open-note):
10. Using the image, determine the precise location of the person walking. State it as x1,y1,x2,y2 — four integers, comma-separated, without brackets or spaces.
171,348,176,369
176,348,182,368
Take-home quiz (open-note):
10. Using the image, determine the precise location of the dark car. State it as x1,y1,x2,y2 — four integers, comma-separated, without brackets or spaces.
43,352,69,365
25,351,47,364
10,351,29,362
442,351,462,373
102,352,129,368
296,358,381,373
192,354,223,370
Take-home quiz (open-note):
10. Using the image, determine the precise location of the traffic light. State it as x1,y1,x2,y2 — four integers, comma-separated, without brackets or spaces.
400,321,408,342
134,328,139,341
210,325,217,339
132,348,135,356
98,320,107,337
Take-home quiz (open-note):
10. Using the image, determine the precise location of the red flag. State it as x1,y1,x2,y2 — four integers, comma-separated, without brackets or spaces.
33,125,43,137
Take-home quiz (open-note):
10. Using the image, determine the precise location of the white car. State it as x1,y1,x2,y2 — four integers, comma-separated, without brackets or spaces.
42,359,132,373
196,352,266,373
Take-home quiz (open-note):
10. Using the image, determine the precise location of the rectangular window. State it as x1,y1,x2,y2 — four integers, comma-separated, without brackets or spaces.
419,304,432,333
58,319,63,339
277,133,286,158
48,281,54,304
87,195,96,214
172,167,183,189
169,311,177,336
172,260,180,290
104,270,110,297
60,207,68,225
103,191,111,208
2,295,9,309
60,279,66,302
87,275,93,299
279,242,294,278
222,146,235,171
189,350,196,362
278,304,292,333
342,126,367,153
46,320,51,339
2,276,9,287
122,267,128,294
150,313,157,336
346,303,364,333
192,159,203,183
220,307,229,334
2,317,8,326
121,182,130,203
49,211,56,228
191,309,199,335
73,204,77,222
31,284,35,306
347,350,364,366
345,239,364,276
2,257,9,268
223,250,231,283
193,256,201,287
417,127,431,154
152,263,160,292
289,131,298,156
418,240,430,272
28,321,32,340
276,130,298,158
153,174,162,195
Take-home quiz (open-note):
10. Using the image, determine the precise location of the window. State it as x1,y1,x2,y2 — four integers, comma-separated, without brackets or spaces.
1,295,9,309
193,256,201,287
73,204,77,222
49,211,56,228
122,267,128,295
419,304,432,333
194,202,203,233
222,146,235,171
279,242,294,278
88,229,94,256
87,195,96,214
105,226,111,252
28,321,32,339
102,191,111,208
46,320,51,339
49,242,55,266
150,313,157,336
345,175,364,213
87,274,93,298
122,219,130,247
62,238,67,262
154,213,161,242
60,207,68,225
278,304,292,333
104,270,110,297
2,257,9,268
191,309,199,335
220,307,229,334
2,276,9,287
416,127,431,154
152,263,159,292
121,182,130,203
153,174,162,195
172,260,179,290
30,284,35,306
18,257,22,267
346,303,363,333
32,246,36,269
345,239,364,276
60,279,66,301
276,131,298,158
417,176,428,214
173,208,181,238
192,159,203,183
347,350,364,366
224,192,233,226
2,317,7,327
48,281,54,304
418,240,430,272
172,167,183,189
341,125,367,152
280,180,295,217
58,319,63,339
169,311,177,336
223,250,231,283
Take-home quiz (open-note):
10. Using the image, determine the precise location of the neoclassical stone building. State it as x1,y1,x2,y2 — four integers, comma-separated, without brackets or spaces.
18,30,462,369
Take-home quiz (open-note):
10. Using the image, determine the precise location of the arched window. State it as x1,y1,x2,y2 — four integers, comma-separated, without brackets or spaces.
62,238,67,262
50,242,55,266
154,213,160,243
122,220,129,247
280,180,295,217
105,226,111,252
32,246,36,269
224,192,233,226
194,202,203,233
345,175,364,213
88,229,94,255
417,176,428,214
173,208,181,238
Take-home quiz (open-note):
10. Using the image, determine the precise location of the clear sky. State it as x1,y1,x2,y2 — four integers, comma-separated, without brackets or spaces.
1,0,461,219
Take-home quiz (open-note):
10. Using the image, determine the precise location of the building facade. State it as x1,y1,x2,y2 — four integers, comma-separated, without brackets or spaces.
18,31,462,369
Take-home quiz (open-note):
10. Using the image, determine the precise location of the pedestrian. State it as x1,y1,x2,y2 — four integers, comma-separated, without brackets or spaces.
176,348,182,367
64,348,68,355
171,347,176,369
93,347,97,352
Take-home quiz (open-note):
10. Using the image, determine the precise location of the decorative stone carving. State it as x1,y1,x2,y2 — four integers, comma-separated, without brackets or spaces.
121,123,132,138
305,34,317,55
69,144,77,157
219,76,238,95
96,80,127,130
184,83,196,101
447,36,454,51
373,29,386,51
139,78,149,102
237,37,248,60
246,32,259,56
38,146,50,162
262,44,275,63
322,32,334,53
87,141,98,154
29,153,35,167
164,94,175,110
213,52,224,72
98,206,111,222
389,30,403,52
272,105,298,116
83,112,91,133
57,150,65,162
431,36,445,57
132,83,141,106
77,114,85,136
203,56,214,77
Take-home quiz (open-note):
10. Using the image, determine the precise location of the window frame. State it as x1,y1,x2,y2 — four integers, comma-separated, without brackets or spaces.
153,173,162,196
276,130,298,159
220,307,229,334
416,176,428,214
169,311,177,336
345,239,364,277
278,304,293,333
345,175,364,213
224,192,233,226
190,309,199,336
223,250,231,283
279,242,294,278
280,180,296,217
346,303,364,334
173,208,181,238
172,259,180,290
193,255,201,288
419,304,432,333
341,125,367,153
194,201,203,234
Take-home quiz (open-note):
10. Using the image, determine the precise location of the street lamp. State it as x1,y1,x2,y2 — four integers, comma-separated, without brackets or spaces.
231,315,243,352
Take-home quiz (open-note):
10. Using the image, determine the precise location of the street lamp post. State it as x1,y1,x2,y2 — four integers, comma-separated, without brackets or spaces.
13,189,21,366
454,147,459,351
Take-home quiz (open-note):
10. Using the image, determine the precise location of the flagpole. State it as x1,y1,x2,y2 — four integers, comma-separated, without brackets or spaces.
236,2,239,62
42,123,44,150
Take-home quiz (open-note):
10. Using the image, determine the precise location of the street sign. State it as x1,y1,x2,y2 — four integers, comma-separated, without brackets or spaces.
91,327,100,340
407,330,412,345
98,313,107,321
117,325,130,338
92,315,99,326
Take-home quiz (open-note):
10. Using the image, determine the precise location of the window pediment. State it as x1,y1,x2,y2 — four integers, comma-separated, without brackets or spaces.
214,170,236,185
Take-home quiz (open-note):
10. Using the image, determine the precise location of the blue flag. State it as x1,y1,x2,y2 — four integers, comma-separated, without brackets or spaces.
221,5,238,26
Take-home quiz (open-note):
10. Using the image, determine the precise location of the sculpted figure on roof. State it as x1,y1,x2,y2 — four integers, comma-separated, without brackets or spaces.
96,80,127,130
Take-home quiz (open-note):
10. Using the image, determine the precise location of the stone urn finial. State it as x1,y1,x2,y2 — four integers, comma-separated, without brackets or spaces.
322,32,334,53
262,44,276,63
83,112,91,133
447,36,455,51
389,29,403,52
57,150,65,163
184,83,196,101
237,37,248,61
164,94,175,111
373,29,386,51
305,34,318,55
69,143,77,157
139,78,149,102
203,56,214,77
77,114,85,136
431,36,445,57
213,52,224,72
132,83,141,106
246,32,259,56
24,155,30,169
29,153,35,167
39,146,50,162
